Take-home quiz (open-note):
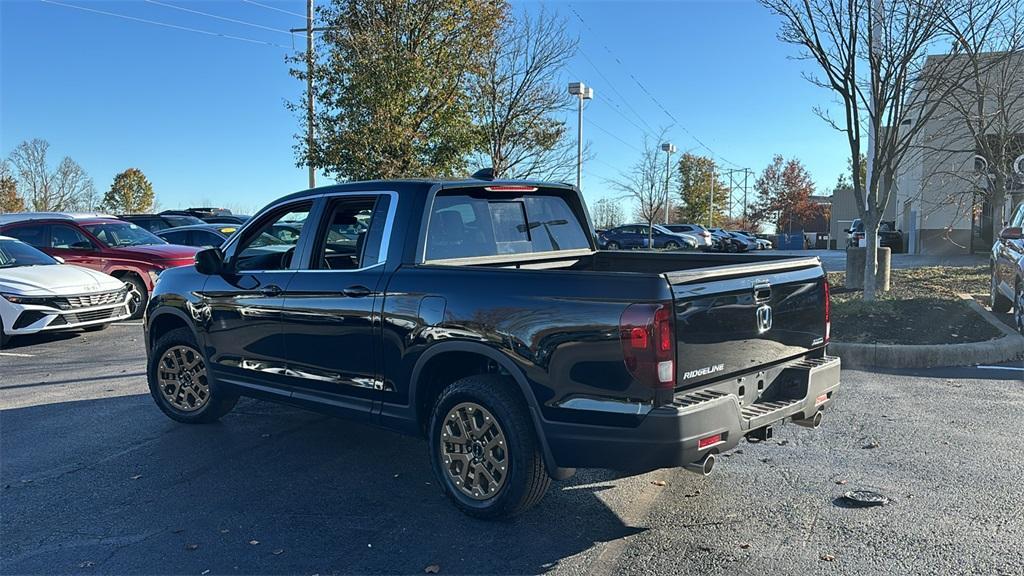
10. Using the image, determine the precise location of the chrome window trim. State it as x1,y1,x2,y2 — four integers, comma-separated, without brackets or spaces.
220,190,398,274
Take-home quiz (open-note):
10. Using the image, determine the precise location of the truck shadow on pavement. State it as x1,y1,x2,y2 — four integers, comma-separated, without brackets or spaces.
2,394,645,575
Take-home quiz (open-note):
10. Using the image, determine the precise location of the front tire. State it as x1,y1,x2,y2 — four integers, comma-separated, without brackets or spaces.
664,241,680,250
428,375,551,519
147,327,237,424
605,241,620,250
1015,284,1024,336
0,325,9,349
991,272,1012,313
124,275,148,320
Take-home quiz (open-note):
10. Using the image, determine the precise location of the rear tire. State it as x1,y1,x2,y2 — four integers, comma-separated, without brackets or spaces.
428,375,551,519
1015,284,1024,336
665,241,680,250
148,327,237,424
991,272,1012,313
606,241,620,250
726,241,739,253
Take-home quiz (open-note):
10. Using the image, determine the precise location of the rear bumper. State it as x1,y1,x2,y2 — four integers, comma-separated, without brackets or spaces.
543,355,840,472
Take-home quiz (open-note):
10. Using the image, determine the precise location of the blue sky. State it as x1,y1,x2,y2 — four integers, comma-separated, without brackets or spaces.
1,0,848,214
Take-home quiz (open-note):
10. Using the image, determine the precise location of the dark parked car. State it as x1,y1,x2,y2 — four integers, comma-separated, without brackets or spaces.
598,224,698,250
118,213,206,232
846,219,904,252
991,203,1024,334
708,228,754,252
0,213,198,318
156,224,240,248
160,209,251,225
144,179,839,518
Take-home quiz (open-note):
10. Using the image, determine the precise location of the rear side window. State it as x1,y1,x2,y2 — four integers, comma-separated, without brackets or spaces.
4,224,48,247
425,191,590,260
161,230,191,245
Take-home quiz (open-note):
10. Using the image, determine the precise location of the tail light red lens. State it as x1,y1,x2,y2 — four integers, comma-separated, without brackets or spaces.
823,280,831,343
620,303,675,389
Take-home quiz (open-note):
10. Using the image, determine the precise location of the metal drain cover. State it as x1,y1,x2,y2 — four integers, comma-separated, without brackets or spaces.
840,490,890,507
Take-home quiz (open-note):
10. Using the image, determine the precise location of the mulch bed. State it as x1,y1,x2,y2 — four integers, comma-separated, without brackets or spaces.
827,266,1004,345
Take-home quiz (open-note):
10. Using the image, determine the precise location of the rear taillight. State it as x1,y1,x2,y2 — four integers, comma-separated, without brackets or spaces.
620,303,675,389
823,280,831,343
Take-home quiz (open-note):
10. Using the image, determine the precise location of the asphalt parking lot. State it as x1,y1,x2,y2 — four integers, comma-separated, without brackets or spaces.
2,324,1023,575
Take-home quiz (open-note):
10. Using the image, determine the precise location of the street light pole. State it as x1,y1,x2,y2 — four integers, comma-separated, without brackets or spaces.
660,142,676,224
568,82,593,190
708,165,715,228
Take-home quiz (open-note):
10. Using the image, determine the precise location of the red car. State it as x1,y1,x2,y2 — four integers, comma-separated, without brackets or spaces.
0,213,199,318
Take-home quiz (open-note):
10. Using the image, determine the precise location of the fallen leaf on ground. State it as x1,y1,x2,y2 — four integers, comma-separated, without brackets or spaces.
863,441,881,449
249,540,259,546
739,543,751,549
820,554,835,562
272,549,284,556
185,544,199,551
201,570,210,575
425,564,440,574
651,480,667,487
835,479,848,485
219,529,229,534
130,474,142,480
78,561,95,568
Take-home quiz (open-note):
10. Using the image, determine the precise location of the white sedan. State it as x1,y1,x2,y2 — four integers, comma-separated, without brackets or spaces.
0,236,132,347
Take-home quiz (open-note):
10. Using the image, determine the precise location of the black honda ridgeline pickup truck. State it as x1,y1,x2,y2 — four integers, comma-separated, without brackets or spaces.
144,178,840,518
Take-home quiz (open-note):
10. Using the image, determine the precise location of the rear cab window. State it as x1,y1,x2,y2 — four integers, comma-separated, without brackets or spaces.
424,187,591,261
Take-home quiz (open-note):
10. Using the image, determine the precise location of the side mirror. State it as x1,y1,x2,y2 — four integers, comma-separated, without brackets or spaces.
53,256,65,264
999,226,1023,240
195,248,224,275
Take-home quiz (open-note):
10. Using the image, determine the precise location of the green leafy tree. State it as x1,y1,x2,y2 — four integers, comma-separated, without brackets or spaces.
101,168,155,214
675,153,729,226
752,155,818,234
0,161,24,213
295,0,507,180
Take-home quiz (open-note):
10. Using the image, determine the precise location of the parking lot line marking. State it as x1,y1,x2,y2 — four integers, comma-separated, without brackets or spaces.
975,365,1024,372
114,322,144,326
0,352,34,357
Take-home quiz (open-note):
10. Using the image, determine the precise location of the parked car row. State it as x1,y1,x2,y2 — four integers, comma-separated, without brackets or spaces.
845,218,905,253
595,223,777,253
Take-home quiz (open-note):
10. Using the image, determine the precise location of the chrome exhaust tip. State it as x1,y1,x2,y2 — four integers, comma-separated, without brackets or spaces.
794,411,823,429
684,453,716,476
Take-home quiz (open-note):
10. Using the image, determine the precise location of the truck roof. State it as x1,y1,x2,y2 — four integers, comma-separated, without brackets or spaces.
273,178,576,205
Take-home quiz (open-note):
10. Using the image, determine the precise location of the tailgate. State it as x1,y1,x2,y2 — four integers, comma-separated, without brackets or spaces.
666,257,827,389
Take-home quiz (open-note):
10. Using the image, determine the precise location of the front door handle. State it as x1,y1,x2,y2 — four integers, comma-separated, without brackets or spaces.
343,285,371,298
260,284,283,297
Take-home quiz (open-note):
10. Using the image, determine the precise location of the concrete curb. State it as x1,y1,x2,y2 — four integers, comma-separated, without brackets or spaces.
830,295,1024,369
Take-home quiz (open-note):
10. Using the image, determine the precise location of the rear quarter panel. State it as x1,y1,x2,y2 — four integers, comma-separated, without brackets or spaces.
380,265,672,425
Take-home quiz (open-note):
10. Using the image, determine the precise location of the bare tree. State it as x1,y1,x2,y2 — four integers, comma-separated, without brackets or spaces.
7,139,95,212
608,132,673,246
760,0,1015,300
473,7,579,180
591,197,625,229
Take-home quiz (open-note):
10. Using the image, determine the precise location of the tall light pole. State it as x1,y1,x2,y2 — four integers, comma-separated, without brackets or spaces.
660,142,676,224
568,82,594,190
708,164,715,228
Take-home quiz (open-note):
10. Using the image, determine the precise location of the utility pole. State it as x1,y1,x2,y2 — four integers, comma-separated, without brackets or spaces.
290,1,327,190
568,82,594,190
660,142,676,224
708,165,715,228
743,168,750,222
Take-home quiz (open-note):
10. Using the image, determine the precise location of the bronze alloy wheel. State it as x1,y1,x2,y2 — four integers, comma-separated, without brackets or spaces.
1016,288,1024,335
440,402,508,501
157,345,210,412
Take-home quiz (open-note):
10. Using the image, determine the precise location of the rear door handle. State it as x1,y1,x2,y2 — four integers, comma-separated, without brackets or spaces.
343,285,371,298
260,284,283,297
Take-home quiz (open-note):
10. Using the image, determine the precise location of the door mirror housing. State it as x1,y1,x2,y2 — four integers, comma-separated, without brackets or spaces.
195,248,225,275
999,226,1023,240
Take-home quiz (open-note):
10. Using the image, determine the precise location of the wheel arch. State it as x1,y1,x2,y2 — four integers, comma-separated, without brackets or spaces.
146,308,196,351
409,341,573,480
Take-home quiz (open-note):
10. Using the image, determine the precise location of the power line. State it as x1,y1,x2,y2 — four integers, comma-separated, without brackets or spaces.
576,49,658,137
567,3,741,168
587,118,643,154
39,0,289,49
241,0,307,20
145,0,307,39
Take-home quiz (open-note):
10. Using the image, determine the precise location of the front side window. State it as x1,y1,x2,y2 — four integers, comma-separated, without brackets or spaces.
84,222,166,247
193,231,225,248
233,203,312,271
50,225,95,250
425,191,589,261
